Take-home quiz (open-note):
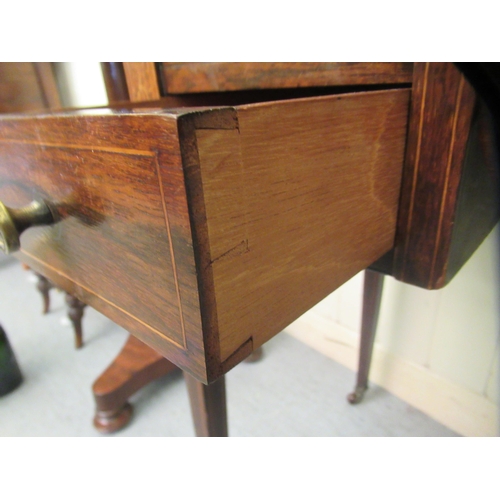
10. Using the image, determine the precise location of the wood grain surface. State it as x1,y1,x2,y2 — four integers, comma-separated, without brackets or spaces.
160,62,413,94
189,89,410,362
123,63,161,102
0,62,58,113
391,62,499,289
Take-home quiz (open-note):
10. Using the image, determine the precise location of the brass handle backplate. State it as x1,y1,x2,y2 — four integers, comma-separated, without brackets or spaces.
0,200,55,254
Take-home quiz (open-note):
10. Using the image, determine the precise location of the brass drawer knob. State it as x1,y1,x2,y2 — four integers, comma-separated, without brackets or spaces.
0,200,55,254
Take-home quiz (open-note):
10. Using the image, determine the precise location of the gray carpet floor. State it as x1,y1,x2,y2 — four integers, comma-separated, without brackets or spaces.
0,256,458,436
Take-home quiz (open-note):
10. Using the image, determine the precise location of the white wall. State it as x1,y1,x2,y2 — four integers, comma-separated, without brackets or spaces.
286,224,500,436
54,62,108,108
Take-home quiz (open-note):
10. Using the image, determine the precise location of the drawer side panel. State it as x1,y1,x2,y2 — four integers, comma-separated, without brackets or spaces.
196,90,410,362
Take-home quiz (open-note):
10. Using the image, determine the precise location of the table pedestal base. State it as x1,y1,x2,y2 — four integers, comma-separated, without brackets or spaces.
92,334,179,433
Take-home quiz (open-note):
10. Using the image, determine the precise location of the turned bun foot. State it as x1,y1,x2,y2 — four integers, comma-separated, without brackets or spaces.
92,334,179,433
65,293,86,349
347,386,368,405
93,403,133,433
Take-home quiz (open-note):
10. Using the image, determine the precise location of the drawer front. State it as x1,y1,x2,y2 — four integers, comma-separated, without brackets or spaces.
1,143,182,344
0,113,208,381
0,88,410,383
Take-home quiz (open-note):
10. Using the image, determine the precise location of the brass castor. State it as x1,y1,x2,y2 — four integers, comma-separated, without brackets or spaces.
347,386,367,405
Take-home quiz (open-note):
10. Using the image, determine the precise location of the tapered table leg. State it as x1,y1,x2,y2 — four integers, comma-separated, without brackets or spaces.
92,334,179,433
245,345,264,363
348,269,384,404
184,373,228,437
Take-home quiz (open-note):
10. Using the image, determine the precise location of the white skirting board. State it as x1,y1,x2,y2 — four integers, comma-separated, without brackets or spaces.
285,312,499,437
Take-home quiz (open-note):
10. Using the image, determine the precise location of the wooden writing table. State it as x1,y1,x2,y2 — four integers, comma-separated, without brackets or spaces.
0,63,497,435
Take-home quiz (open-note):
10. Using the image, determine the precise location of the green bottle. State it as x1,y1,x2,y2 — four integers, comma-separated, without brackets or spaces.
0,324,23,396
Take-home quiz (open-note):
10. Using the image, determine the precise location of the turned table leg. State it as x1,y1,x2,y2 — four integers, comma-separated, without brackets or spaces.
347,269,384,404
184,373,228,437
29,267,86,350
92,334,179,433
34,272,53,315
65,293,87,349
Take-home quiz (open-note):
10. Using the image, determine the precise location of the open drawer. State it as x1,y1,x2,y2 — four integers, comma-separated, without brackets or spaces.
0,88,409,383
